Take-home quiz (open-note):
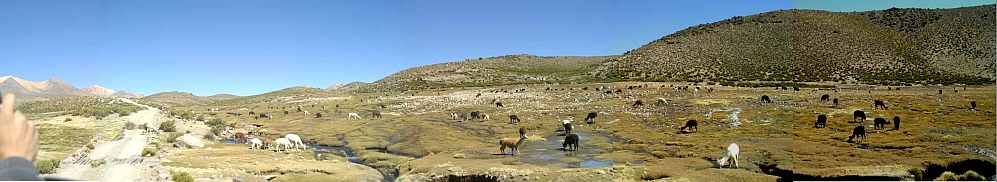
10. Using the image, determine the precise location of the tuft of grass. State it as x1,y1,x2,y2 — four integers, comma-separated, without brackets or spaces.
89,160,105,168
171,170,194,182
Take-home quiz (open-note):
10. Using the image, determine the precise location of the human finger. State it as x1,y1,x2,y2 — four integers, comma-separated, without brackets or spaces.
1,93,14,120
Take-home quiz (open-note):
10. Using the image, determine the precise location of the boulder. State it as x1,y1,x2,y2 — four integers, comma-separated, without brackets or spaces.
177,134,205,149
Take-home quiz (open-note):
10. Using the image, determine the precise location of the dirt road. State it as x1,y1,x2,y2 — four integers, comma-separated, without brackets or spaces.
49,98,170,181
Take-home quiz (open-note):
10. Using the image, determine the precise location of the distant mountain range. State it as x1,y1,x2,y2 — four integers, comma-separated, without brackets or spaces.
0,76,141,101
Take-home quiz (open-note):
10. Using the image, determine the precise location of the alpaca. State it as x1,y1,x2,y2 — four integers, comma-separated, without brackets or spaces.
286,134,306,151
562,119,573,135
585,112,598,124
820,94,830,103
853,110,866,123
248,138,263,150
874,100,888,109
680,120,698,133
509,115,520,124
499,128,528,155
760,95,772,103
234,132,248,144
815,114,827,128
372,111,382,119
348,112,362,120
847,125,866,143
632,100,644,108
274,138,292,152
873,117,888,130
717,143,739,168
892,116,901,130
563,133,579,151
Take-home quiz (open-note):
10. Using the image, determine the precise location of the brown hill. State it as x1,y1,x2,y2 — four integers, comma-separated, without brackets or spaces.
594,5,995,85
368,54,615,91
142,91,214,106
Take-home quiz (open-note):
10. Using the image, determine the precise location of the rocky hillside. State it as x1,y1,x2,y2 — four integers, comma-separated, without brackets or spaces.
141,91,215,106
594,5,995,85
368,54,614,91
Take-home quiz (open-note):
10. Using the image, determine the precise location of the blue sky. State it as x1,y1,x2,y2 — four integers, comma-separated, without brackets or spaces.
1,0,992,96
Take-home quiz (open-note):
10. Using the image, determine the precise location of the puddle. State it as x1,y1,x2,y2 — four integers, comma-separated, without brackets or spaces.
517,132,614,168
322,133,398,182
705,107,742,128
580,160,613,168
310,144,362,164
728,108,742,128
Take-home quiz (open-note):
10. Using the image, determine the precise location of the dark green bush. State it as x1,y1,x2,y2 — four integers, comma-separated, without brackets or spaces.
35,159,60,174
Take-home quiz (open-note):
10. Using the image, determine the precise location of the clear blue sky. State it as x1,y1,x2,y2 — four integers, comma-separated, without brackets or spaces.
1,1,991,96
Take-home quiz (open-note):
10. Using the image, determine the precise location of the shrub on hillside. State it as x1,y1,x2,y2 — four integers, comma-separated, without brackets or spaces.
159,120,176,132
142,147,157,157
163,132,183,144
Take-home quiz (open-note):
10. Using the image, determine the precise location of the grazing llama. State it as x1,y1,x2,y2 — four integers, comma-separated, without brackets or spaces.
499,128,528,155
717,143,740,168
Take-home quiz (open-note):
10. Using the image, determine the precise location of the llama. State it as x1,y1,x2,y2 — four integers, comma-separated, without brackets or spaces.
717,143,739,168
509,115,520,124
847,125,866,143
632,100,644,108
815,114,827,128
348,112,362,120
820,94,830,103
274,138,292,152
372,111,382,119
874,100,888,109
760,95,772,103
585,112,598,124
499,128,528,155
873,117,888,130
482,114,490,120
563,133,579,151
562,119,573,135
249,138,263,150
680,120,698,133
286,134,306,151
892,116,900,130
853,110,866,123
234,132,248,144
